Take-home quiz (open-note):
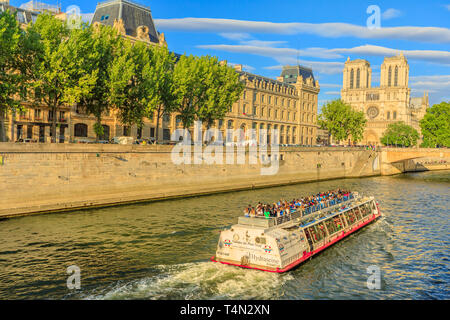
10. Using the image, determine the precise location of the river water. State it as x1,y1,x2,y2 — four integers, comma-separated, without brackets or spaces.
0,170,448,300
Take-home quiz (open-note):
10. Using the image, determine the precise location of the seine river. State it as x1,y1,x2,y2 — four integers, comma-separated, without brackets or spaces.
0,170,448,300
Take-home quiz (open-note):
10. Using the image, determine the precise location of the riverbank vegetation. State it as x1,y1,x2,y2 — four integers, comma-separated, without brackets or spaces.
380,122,419,147
318,99,367,144
420,101,450,148
0,10,244,142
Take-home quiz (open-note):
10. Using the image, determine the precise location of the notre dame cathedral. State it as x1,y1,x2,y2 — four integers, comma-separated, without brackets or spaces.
341,54,429,145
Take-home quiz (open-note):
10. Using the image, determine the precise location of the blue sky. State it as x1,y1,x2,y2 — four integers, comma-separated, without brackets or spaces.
11,0,450,108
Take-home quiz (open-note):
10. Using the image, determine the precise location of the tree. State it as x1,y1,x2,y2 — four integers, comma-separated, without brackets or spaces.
318,99,367,143
25,13,71,143
172,55,244,131
0,10,22,141
172,55,204,129
381,122,419,147
419,101,450,148
196,58,244,129
63,24,123,141
147,45,177,142
109,41,158,130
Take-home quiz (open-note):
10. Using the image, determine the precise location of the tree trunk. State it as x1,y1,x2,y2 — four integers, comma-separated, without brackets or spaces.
155,107,161,144
51,106,57,143
95,115,101,142
0,109,6,142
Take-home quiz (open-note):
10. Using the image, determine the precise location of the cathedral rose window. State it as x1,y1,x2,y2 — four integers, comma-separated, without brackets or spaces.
367,106,379,119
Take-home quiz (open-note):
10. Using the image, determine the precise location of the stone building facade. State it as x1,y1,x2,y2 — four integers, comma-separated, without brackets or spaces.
1,0,319,145
341,54,429,145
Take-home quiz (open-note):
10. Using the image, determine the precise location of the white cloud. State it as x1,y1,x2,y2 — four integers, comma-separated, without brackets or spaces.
197,43,450,68
240,40,288,47
320,83,342,88
410,74,450,105
324,91,341,95
196,44,341,60
264,61,344,75
382,9,402,20
218,33,251,41
155,18,450,43
329,45,450,65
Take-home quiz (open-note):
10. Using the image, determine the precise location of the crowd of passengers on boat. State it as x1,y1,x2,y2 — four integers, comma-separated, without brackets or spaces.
243,189,354,219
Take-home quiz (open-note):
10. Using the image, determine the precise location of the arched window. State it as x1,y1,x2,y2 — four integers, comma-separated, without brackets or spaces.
388,66,392,87
350,69,354,89
356,69,360,88
394,66,398,86
99,125,109,141
74,123,88,137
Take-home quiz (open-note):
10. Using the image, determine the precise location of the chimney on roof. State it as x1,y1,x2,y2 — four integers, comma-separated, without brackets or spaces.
233,64,243,72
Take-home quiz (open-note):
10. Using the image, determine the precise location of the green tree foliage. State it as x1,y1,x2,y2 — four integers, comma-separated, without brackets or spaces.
380,122,419,147
148,45,177,142
419,101,450,148
0,10,22,141
63,24,123,140
173,55,244,130
195,58,244,128
24,13,71,143
318,99,367,143
109,41,158,129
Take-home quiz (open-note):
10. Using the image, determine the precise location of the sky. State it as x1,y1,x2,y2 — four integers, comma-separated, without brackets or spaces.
10,0,450,108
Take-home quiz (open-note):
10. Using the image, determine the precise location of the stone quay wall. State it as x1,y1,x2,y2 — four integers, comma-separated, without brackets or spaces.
0,143,381,217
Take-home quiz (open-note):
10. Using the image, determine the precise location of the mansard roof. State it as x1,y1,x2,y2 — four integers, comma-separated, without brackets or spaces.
280,65,316,85
238,71,296,89
92,0,160,43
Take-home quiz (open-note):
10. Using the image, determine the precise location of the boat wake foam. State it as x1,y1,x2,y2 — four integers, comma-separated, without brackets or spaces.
85,261,293,300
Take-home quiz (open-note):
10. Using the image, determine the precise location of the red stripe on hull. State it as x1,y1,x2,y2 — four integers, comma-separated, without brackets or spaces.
211,212,382,273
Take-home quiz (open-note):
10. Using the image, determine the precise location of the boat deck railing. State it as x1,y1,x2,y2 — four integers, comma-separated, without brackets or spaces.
238,193,356,228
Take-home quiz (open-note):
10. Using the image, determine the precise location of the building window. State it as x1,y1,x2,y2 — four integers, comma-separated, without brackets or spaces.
393,111,397,119
275,110,278,119
387,111,390,120
34,109,41,120
74,123,88,137
100,125,110,141
27,125,33,139
350,69,354,89
253,106,257,115
394,66,398,86
388,66,392,87
356,69,360,88
268,96,272,104
176,115,182,126
123,125,129,136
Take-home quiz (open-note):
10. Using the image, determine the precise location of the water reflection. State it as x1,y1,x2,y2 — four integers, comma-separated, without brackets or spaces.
0,170,448,299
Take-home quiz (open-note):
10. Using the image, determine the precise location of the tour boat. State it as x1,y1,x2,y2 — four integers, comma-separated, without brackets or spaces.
211,192,382,273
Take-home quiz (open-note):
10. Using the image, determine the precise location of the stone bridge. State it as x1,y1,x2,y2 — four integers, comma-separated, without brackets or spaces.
380,148,450,175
